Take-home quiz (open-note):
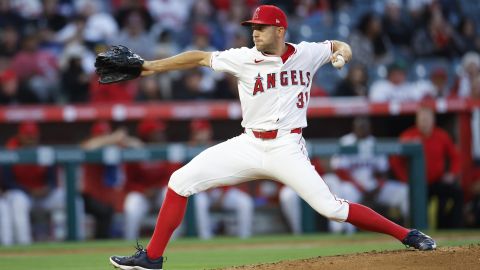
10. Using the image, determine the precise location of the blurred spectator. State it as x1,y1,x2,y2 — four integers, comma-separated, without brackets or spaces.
136,76,162,102
60,54,90,103
76,1,119,44
412,8,463,59
333,63,369,97
88,44,139,104
451,52,480,98
348,13,393,67
456,17,480,54
123,119,181,240
172,69,211,100
382,0,414,49
191,120,254,239
184,24,222,96
80,121,140,239
327,117,409,232
150,30,181,100
114,0,153,32
0,69,37,104
0,0,26,32
10,33,59,103
369,61,436,102
391,106,463,228
0,25,21,57
427,67,450,98
3,122,84,243
0,173,14,246
147,0,193,32
110,9,156,60
35,0,68,44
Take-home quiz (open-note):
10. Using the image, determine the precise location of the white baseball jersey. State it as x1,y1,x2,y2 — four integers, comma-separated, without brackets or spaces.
330,134,388,191
169,40,350,226
210,41,333,130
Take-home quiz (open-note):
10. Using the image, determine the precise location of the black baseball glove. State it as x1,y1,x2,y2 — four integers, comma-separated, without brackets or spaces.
95,45,144,84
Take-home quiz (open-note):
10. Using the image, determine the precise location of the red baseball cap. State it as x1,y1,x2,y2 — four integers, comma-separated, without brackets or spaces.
241,5,288,28
137,119,166,139
18,121,39,137
190,119,211,131
91,121,111,136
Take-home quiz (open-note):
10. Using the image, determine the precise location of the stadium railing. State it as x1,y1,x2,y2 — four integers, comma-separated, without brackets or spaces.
0,141,426,241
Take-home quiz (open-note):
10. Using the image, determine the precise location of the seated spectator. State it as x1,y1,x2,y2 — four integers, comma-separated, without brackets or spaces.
333,63,369,97
0,69,37,104
80,121,140,239
348,13,393,67
10,33,59,103
391,106,463,228
456,17,480,54
123,119,181,240
3,122,84,243
0,25,21,57
382,0,414,51
136,76,162,102
412,8,463,59
60,55,90,103
191,120,254,239
369,61,436,102
451,52,480,98
111,9,155,60
427,67,450,98
89,73,139,103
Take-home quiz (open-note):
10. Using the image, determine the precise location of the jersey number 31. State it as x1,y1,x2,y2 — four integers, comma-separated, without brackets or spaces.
296,91,309,108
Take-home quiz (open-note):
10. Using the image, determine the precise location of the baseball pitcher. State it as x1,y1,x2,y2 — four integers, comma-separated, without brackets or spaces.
99,5,436,270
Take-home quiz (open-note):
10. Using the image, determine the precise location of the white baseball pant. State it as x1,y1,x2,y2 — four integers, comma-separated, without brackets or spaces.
123,188,167,240
169,132,349,224
5,188,85,243
194,188,254,239
0,195,14,246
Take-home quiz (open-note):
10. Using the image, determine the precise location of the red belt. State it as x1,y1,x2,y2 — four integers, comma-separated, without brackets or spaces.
250,128,302,139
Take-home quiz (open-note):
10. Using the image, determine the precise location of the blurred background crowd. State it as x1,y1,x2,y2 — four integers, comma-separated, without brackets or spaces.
1,0,480,246
0,0,479,104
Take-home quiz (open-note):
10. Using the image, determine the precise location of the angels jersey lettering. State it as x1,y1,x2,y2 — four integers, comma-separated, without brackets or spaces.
210,41,332,130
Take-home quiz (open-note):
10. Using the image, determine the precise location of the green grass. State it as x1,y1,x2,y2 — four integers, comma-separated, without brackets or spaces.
1,230,480,270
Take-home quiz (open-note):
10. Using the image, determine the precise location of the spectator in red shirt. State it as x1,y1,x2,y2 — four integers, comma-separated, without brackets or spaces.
123,119,181,240
391,106,463,228
3,122,82,243
81,121,140,239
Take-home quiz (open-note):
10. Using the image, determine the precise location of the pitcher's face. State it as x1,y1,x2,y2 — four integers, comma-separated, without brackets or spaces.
251,25,284,53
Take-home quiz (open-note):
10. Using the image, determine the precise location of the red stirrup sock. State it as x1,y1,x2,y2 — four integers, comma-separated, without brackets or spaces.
146,188,188,259
346,203,410,241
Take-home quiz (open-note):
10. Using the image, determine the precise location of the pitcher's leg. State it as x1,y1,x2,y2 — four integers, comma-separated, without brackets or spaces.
267,135,409,241
146,135,263,259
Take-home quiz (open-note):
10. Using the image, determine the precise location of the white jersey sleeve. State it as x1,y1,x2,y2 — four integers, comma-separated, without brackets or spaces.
299,41,333,72
210,47,250,77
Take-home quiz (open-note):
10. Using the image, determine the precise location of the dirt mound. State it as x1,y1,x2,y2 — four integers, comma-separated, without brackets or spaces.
221,244,480,270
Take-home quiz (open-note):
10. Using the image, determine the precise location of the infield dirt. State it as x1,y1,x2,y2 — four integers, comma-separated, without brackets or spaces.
221,244,480,270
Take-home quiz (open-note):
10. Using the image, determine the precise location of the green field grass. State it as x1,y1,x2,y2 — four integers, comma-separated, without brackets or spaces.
1,230,480,270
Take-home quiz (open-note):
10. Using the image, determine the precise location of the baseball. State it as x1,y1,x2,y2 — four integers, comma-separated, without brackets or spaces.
332,55,345,69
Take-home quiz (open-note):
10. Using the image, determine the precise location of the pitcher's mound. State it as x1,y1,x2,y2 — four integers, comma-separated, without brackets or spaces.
222,244,480,270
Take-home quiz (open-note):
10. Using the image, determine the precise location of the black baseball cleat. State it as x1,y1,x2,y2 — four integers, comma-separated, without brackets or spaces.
110,244,164,270
402,229,437,251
